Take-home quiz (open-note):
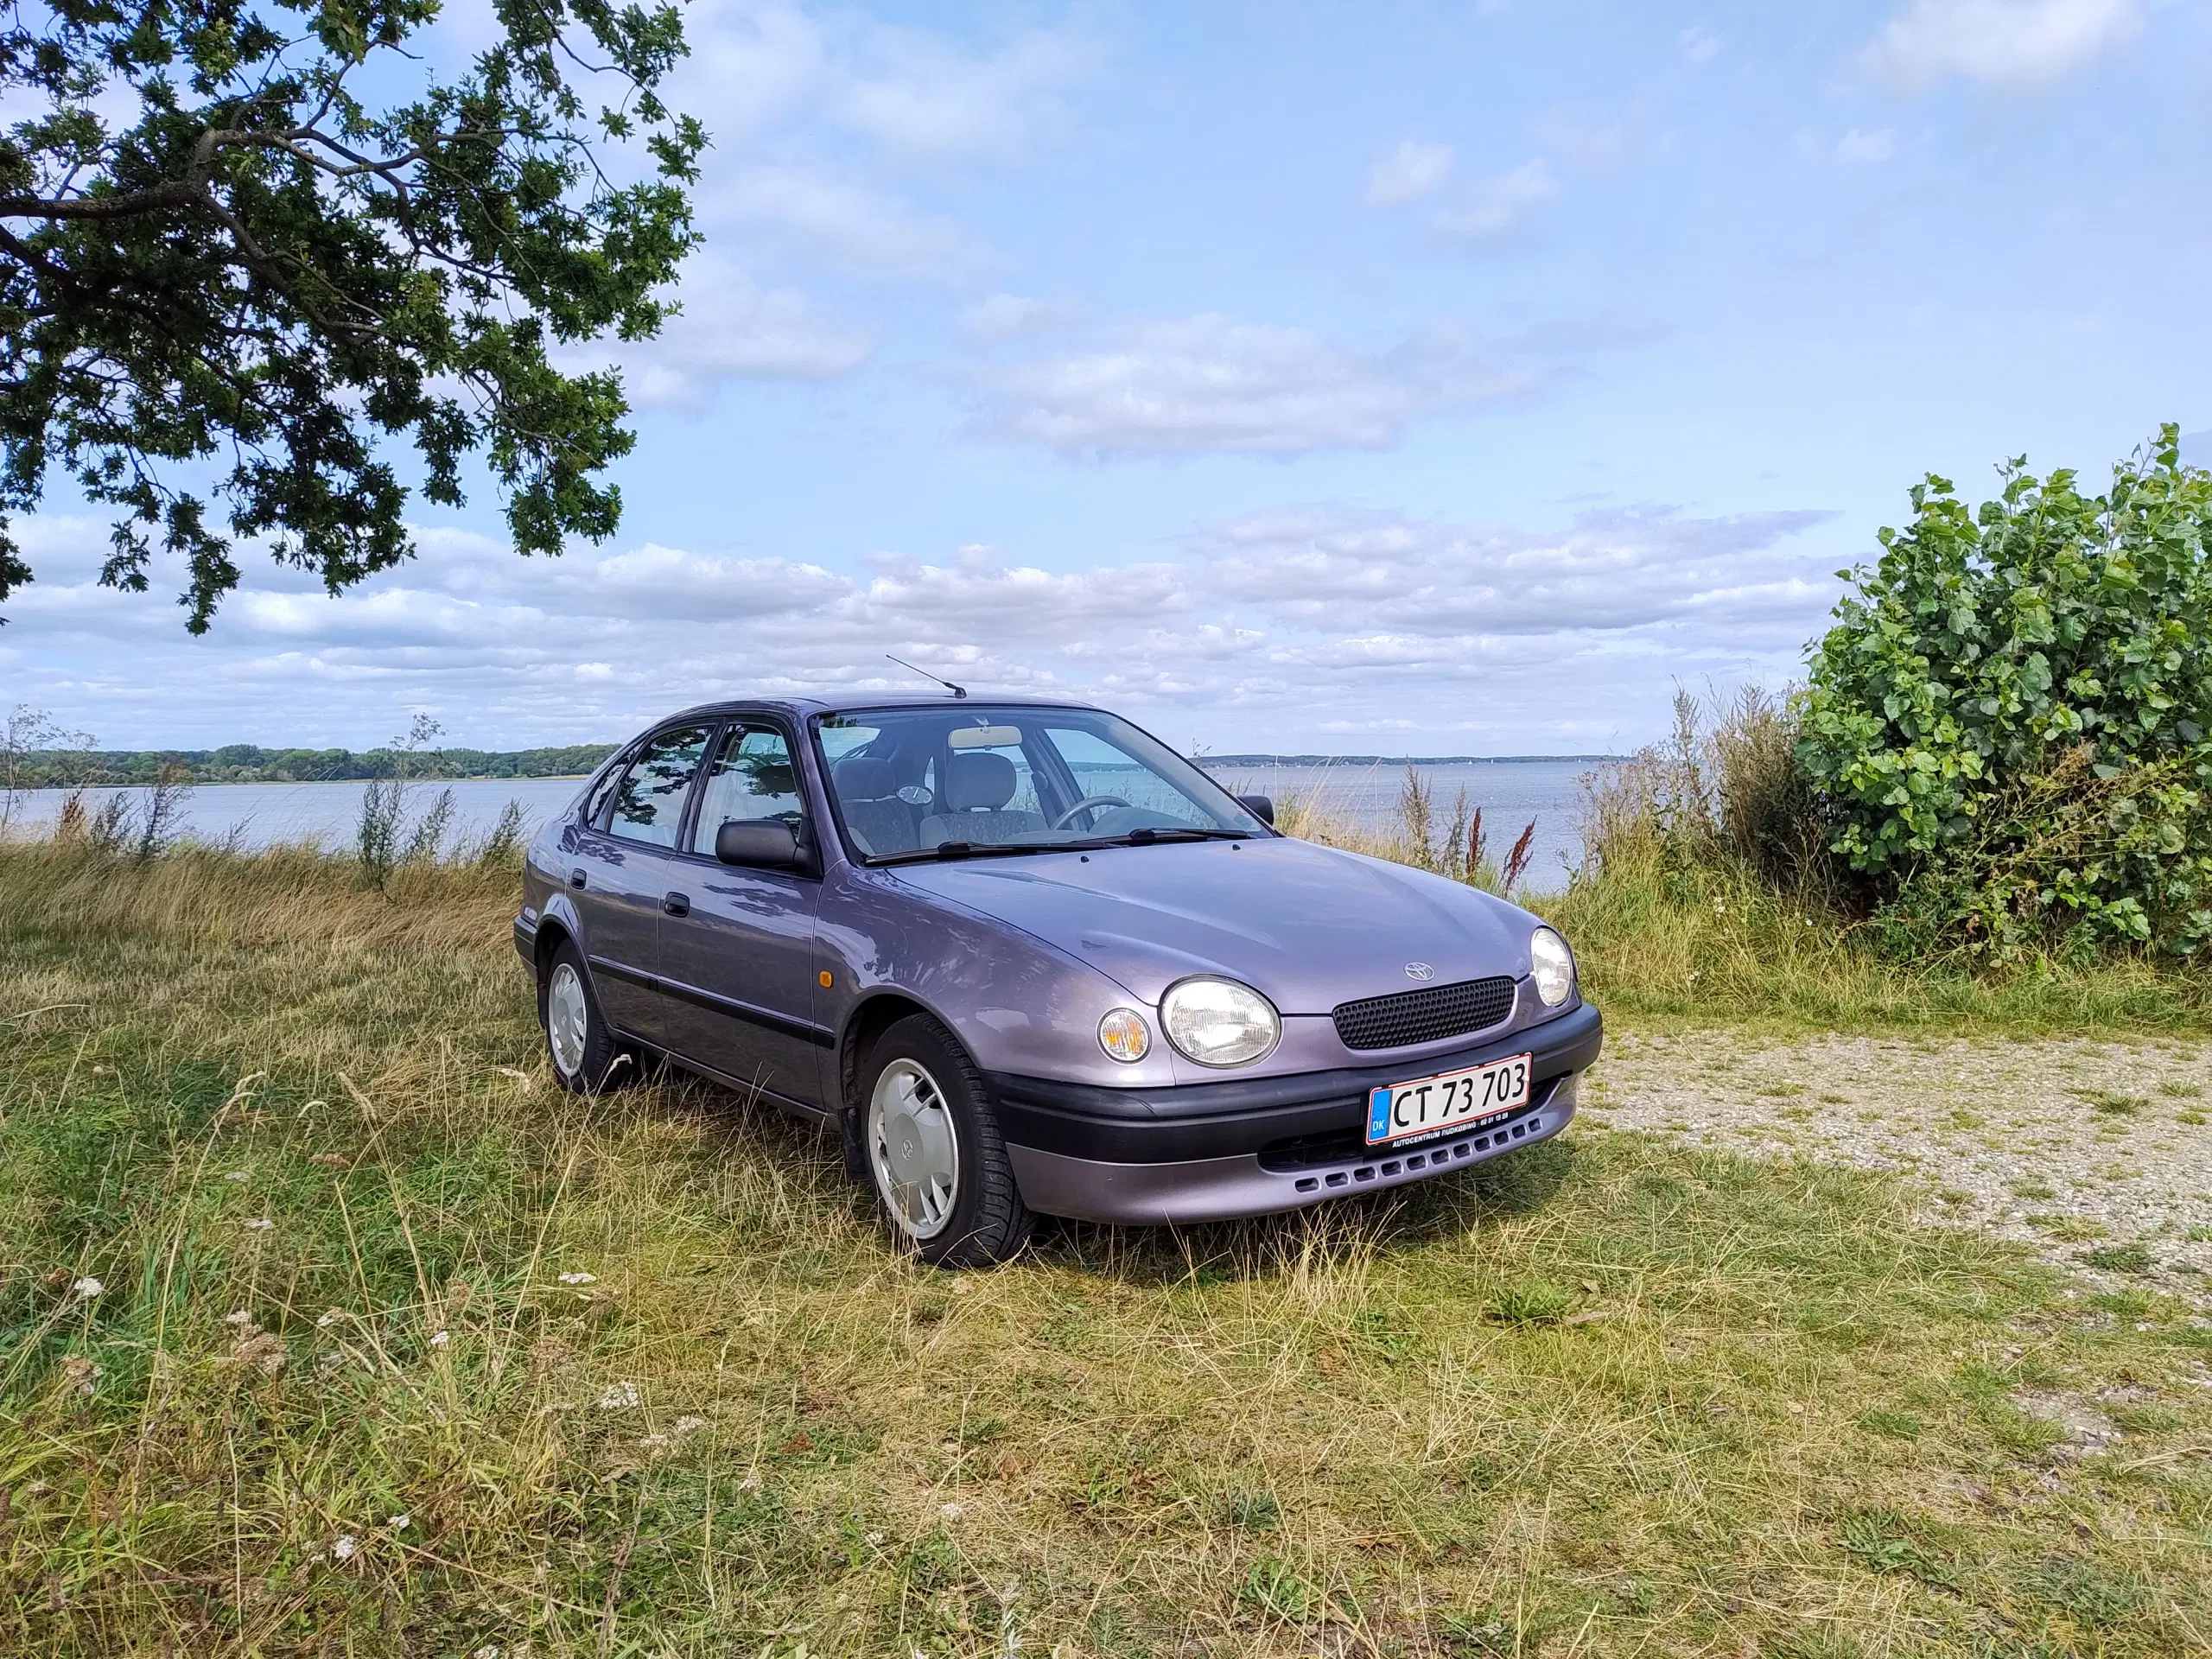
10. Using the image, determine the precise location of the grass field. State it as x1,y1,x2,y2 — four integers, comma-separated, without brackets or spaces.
5,842,2212,1656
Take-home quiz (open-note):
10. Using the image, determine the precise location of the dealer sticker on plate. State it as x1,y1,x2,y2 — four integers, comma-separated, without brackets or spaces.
1365,1052,1533,1146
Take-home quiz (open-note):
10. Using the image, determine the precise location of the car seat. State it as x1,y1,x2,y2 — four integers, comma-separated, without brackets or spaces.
833,757,921,856
917,752,1046,846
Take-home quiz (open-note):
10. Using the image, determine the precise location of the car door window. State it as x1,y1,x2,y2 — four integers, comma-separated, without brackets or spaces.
689,724,804,854
606,725,710,848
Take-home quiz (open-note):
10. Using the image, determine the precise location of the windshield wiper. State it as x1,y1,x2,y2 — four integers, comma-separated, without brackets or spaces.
868,841,1060,867
1089,826,1252,847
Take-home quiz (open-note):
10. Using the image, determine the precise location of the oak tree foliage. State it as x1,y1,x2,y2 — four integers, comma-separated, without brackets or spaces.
0,0,704,630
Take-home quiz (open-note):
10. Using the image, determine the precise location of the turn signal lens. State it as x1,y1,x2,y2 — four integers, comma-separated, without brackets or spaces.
1097,1007,1152,1063
1530,926,1575,1007
1160,977,1281,1067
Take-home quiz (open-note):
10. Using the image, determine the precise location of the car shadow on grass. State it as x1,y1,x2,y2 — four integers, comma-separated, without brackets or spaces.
646,1064,1581,1285
1028,1137,1580,1287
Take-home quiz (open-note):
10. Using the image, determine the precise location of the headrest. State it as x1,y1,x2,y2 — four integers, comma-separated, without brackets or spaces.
945,750,1017,812
833,757,899,801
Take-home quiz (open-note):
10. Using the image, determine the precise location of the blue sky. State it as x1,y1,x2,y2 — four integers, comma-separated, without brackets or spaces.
7,0,2210,754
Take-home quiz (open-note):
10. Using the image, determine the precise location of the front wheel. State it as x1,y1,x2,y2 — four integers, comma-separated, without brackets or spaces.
540,939,634,1094
861,1014,1033,1268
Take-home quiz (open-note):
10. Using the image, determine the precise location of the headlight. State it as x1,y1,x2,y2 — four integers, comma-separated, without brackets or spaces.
1160,976,1280,1067
1097,1007,1151,1063
1530,926,1575,1007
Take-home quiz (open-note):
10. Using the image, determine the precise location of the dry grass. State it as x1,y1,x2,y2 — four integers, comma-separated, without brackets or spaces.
6,842,2212,1656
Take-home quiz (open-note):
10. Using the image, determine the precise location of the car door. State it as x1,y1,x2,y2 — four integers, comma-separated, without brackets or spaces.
573,721,712,1047
656,720,828,1108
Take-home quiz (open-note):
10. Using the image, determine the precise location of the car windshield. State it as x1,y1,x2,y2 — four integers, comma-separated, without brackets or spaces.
815,705,1270,862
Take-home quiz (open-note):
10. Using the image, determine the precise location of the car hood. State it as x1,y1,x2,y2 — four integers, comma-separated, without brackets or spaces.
881,836,1535,1012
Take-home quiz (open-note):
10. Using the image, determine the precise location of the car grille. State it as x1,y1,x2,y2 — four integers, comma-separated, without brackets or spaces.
1331,974,1516,1051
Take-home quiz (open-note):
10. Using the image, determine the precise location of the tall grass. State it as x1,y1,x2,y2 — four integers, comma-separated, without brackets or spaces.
5,839,2212,1656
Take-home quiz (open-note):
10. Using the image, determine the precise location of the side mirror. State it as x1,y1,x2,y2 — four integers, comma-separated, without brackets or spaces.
1236,793,1275,827
715,817,803,869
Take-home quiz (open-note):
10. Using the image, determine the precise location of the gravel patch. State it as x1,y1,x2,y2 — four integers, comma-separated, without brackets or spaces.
1581,1028,2212,1304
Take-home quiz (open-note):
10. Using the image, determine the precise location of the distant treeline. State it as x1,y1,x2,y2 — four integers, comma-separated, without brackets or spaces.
14,743,619,788
1201,753,1612,767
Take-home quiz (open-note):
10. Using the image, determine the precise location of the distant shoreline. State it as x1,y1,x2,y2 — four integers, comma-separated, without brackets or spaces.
1199,753,1614,767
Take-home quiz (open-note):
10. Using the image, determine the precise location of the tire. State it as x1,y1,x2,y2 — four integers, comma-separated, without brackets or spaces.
539,938,635,1095
859,1014,1033,1268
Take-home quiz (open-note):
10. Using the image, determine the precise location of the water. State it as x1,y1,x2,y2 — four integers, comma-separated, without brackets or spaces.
3,759,1596,881
1201,760,1592,886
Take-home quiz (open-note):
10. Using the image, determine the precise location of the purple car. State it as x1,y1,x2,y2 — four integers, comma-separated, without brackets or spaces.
514,693,1600,1265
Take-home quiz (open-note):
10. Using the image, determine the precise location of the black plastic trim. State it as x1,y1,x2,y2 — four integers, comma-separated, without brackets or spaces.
987,1001,1600,1164
587,953,836,1049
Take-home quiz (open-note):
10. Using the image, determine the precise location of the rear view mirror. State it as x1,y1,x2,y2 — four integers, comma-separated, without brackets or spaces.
715,818,803,869
949,724,1023,749
1236,794,1275,827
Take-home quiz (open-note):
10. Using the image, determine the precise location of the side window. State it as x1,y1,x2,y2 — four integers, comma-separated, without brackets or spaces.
689,725,804,855
607,726,710,848
581,754,629,828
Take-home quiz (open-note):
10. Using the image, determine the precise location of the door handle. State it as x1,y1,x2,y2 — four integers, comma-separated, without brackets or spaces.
662,892,690,917
569,868,588,889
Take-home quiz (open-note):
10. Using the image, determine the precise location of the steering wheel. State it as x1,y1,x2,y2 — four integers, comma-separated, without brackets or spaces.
1052,794,1133,830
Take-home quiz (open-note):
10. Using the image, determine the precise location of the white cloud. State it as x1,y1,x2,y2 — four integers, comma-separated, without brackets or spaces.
823,22,1098,163
969,315,1535,458
676,1,1100,165
958,294,1085,346
1835,127,1902,164
563,258,872,408
1200,505,1838,639
709,164,979,279
1681,25,1726,64
1428,159,1560,244
4,501,1844,753
1364,141,1455,208
1530,107,1641,171
1861,0,2142,92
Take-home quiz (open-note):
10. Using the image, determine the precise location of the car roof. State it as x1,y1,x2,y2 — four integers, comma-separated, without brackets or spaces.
658,689,1103,724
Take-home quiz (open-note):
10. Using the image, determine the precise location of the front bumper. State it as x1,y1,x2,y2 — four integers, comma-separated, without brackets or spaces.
988,1000,1601,1224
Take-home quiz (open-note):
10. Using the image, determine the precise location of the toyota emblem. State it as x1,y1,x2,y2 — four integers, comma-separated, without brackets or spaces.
1403,962,1435,981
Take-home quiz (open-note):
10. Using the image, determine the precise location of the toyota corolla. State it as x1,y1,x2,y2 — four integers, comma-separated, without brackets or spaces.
515,693,1601,1266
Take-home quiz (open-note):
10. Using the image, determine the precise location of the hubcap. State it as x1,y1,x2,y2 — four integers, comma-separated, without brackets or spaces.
547,963,589,1077
868,1058,960,1241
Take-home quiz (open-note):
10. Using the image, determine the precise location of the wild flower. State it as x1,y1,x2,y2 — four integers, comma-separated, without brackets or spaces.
387,1514,410,1530
557,1271,597,1286
429,1330,450,1348
224,1170,250,1183
224,1308,254,1326
71,1276,102,1299
243,1217,274,1231
671,1414,708,1437
738,1475,763,1493
864,1530,885,1547
330,1535,359,1561
595,1382,642,1410
940,1501,963,1521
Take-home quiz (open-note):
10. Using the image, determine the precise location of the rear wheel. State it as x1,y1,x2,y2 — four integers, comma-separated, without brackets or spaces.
539,939,634,1094
861,1014,1032,1268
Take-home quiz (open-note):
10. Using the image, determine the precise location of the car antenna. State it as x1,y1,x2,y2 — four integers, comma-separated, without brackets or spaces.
887,653,968,699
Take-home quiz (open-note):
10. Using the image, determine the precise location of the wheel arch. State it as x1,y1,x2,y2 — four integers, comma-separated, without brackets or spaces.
838,989,943,1113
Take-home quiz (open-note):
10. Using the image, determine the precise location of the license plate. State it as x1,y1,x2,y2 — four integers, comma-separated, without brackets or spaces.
1365,1052,1532,1146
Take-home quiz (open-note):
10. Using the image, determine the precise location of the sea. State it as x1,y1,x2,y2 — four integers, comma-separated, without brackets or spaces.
2,757,1603,887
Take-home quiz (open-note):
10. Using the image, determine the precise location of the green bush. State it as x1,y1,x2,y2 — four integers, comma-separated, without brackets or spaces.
1798,425,2212,960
